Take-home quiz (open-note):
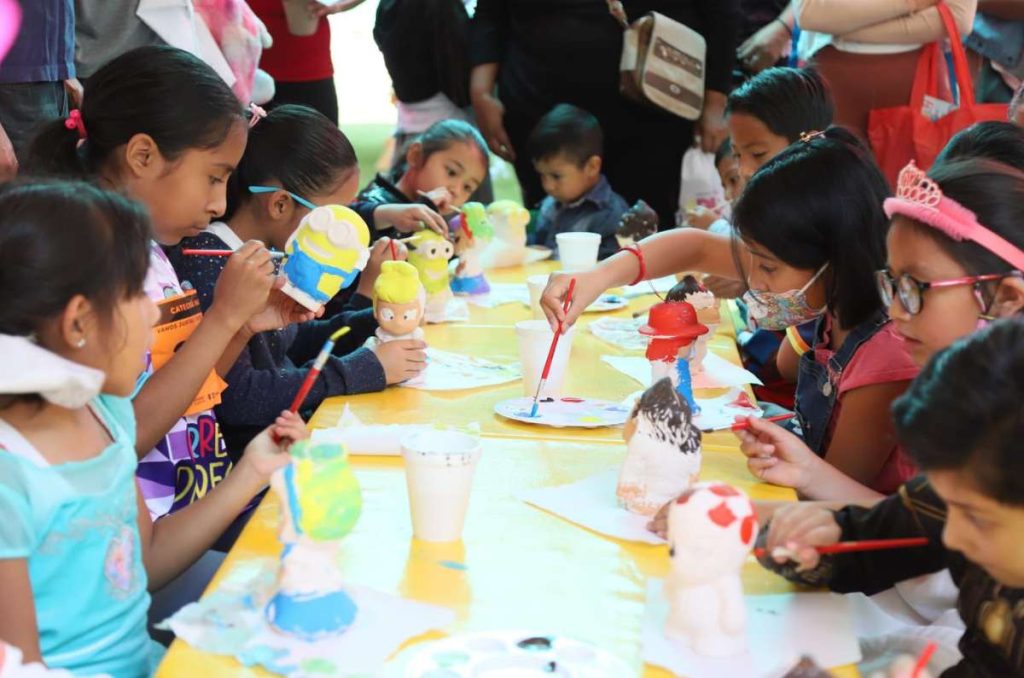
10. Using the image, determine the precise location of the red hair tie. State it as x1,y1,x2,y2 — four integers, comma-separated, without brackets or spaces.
64,110,87,140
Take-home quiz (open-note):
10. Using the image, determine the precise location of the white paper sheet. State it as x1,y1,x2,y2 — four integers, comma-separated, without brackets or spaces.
424,297,469,323
518,468,665,545
602,354,762,390
621,388,763,432
622,275,678,299
464,282,531,308
589,315,650,351
399,348,520,391
311,406,480,456
160,559,455,677
642,580,862,677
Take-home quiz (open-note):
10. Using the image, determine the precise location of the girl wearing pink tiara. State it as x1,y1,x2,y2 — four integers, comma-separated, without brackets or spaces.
735,157,1024,503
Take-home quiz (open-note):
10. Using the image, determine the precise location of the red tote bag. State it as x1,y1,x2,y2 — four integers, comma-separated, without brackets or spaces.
868,3,1008,187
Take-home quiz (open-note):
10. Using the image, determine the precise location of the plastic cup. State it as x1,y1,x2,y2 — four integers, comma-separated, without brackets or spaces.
526,274,550,320
401,430,482,543
556,232,601,272
515,319,576,398
282,0,320,36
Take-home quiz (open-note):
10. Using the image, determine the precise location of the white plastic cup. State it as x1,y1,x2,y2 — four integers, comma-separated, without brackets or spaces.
515,319,576,398
281,0,320,36
526,274,550,320
556,232,601,272
401,431,482,543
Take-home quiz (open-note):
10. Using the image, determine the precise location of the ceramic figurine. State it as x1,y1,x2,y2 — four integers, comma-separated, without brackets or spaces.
265,440,362,640
666,276,721,372
406,229,456,323
449,202,494,296
616,199,659,248
640,301,708,414
616,377,702,516
281,204,371,312
665,482,757,657
479,200,539,269
371,260,426,343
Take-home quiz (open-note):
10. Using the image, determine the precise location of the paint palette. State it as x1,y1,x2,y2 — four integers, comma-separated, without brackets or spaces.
495,397,631,428
404,631,633,677
583,294,628,314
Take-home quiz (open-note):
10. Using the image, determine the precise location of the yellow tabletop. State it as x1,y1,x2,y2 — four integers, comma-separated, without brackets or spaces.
157,262,857,678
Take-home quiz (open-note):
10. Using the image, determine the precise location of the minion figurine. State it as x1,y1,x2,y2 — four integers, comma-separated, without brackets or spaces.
406,229,455,322
281,205,371,312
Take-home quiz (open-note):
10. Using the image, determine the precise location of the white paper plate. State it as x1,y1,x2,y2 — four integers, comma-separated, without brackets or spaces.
495,397,631,428
404,630,634,677
583,294,628,313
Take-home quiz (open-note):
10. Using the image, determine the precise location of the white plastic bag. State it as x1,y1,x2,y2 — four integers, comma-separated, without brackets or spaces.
676,147,729,227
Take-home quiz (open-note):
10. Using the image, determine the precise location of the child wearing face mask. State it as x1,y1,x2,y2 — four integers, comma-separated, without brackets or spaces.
734,158,1024,504
350,118,490,242
759,316,1024,678
542,128,920,497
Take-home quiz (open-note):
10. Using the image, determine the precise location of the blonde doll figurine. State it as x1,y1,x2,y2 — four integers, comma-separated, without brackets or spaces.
406,230,456,323
372,260,426,344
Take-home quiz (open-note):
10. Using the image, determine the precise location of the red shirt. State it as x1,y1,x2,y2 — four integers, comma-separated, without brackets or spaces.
249,0,333,82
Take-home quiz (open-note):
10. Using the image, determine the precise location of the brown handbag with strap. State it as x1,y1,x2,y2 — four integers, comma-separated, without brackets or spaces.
608,0,707,120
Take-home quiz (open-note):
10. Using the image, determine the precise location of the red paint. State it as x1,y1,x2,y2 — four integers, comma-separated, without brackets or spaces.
675,488,697,505
646,336,690,362
740,515,757,544
561,397,584,403
729,392,757,410
707,502,737,528
709,484,740,498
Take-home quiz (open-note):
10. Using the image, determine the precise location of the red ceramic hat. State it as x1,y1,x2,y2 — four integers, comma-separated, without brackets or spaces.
639,301,709,339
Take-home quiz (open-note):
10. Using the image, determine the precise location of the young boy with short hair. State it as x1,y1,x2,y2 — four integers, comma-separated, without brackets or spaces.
527,103,628,260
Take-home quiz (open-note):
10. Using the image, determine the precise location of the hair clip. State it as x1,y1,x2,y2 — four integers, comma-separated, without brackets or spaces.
248,103,267,129
64,110,87,140
798,130,825,144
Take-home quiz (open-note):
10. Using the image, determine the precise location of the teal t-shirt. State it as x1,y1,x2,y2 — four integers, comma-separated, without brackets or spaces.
0,395,152,677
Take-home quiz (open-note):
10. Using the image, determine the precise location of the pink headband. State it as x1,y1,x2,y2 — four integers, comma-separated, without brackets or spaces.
883,161,1024,272
64,110,87,140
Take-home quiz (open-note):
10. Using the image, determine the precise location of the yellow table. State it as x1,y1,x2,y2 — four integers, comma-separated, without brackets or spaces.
157,263,857,678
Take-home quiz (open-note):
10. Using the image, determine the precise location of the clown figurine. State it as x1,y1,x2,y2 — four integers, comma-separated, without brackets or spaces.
265,440,363,640
640,301,708,414
281,205,371,312
479,200,532,269
665,483,757,657
406,229,456,322
666,276,721,373
449,202,494,296
616,377,702,516
371,260,426,344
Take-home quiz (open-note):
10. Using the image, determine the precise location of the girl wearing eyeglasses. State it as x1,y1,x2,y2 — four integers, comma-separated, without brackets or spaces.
733,158,1024,504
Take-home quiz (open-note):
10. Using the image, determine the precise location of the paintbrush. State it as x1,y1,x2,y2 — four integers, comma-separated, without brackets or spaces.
753,536,930,560
182,248,286,260
912,642,938,678
272,326,350,444
416,189,462,213
730,413,796,431
529,278,576,418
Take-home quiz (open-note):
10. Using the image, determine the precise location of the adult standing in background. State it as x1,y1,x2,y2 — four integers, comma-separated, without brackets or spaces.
469,0,739,228
795,0,978,141
75,1,164,88
249,0,365,123
0,0,76,165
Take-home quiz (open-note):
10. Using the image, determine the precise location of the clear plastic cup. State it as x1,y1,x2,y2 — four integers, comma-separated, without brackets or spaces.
401,431,482,542
556,232,601,272
515,319,576,398
526,274,550,320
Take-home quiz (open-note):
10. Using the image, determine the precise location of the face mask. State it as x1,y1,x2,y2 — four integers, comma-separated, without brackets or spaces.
0,335,105,408
742,264,829,331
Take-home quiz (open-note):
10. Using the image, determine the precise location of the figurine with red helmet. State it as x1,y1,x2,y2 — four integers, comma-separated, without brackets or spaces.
639,301,708,413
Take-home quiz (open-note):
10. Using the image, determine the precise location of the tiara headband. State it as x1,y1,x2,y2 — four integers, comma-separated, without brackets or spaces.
883,161,1024,272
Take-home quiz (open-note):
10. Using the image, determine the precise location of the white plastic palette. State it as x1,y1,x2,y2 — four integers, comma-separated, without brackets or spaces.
583,294,628,313
404,631,633,677
495,397,631,428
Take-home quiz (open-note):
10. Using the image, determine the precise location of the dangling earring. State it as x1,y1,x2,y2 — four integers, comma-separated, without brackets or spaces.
75,337,86,349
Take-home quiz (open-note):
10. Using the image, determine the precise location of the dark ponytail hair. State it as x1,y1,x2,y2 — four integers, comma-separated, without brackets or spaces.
25,45,245,177
732,127,890,330
394,118,488,178
0,180,152,336
726,67,835,143
893,317,1024,506
225,104,358,220
934,121,1024,173
904,160,1024,286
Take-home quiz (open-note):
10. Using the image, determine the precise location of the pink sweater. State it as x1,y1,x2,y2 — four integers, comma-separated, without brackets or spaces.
795,0,977,44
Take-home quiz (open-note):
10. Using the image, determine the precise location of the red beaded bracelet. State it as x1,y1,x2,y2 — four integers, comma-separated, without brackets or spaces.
620,245,646,286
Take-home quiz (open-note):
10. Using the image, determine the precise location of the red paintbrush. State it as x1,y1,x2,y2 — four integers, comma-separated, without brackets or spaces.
912,642,938,678
529,278,576,418
388,238,398,260
754,536,930,560
730,413,796,431
272,326,350,443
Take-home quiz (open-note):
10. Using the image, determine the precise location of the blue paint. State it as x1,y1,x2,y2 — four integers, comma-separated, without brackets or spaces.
283,465,303,534
283,249,359,302
438,560,468,571
674,359,700,414
265,589,357,641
